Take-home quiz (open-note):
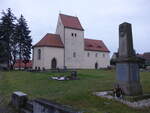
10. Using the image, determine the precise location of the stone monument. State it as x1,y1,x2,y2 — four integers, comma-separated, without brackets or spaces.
115,22,143,96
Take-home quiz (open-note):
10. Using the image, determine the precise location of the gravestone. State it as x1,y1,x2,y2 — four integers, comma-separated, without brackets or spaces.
11,91,28,109
115,22,143,96
71,71,77,80
11,92,83,113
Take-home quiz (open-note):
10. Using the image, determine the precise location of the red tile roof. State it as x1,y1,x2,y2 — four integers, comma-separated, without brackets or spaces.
137,53,150,60
84,38,110,52
60,14,84,31
137,54,143,58
33,33,64,48
14,60,32,68
143,52,150,60
33,34,109,52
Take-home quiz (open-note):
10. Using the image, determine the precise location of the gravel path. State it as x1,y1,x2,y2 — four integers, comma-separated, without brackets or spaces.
94,91,150,109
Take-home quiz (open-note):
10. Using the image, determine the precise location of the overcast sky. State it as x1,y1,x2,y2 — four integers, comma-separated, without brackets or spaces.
0,0,150,55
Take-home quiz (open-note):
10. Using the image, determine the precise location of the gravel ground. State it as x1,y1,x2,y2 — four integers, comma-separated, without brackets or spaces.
94,91,150,109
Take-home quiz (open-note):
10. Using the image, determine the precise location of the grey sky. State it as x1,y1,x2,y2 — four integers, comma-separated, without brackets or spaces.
0,0,150,55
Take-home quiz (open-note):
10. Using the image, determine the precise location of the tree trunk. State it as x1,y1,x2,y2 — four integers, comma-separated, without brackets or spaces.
19,44,22,70
25,63,27,70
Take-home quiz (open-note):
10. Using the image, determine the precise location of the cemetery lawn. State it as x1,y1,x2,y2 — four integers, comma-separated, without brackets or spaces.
0,70,150,113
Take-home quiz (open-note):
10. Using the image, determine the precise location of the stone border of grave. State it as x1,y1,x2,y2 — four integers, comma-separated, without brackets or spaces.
94,91,150,109
50,71,79,81
11,91,84,113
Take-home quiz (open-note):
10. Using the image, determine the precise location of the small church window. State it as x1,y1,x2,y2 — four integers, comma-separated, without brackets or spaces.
38,49,41,60
75,33,77,37
103,53,105,58
95,53,98,57
87,52,90,57
73,52,76,58
71,33,74,37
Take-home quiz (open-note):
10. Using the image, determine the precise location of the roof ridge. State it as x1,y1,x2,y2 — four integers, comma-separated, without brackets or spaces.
59,13,77,18
46,33,59,36
84,38,102,41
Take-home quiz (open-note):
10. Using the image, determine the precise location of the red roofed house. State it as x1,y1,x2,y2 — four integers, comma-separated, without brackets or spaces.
137,52,150,67
14,60,32,70
32,14,110,69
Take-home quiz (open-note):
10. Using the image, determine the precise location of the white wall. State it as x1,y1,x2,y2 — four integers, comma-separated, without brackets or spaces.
83,51,110,69
43,47,64,69
55,16,65,44
33,47,64,69
64,28,84,69
33,47,45,69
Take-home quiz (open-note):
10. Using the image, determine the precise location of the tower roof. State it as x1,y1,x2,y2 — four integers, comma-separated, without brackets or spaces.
59,14,84,31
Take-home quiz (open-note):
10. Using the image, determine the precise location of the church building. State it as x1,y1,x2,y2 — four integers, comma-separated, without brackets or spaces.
32,14,110,69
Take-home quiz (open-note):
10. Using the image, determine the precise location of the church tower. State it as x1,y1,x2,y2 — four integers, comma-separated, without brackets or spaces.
56,14,84,69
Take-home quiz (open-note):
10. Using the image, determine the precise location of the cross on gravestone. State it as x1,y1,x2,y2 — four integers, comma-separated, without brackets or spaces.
115,22,143,96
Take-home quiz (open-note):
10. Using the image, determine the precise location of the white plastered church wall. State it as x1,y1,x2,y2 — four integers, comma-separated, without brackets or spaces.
43,47,64,69
33,47,64,69
56,16,64,44
82,51,110,69
64,28,84,69
33,47,45,69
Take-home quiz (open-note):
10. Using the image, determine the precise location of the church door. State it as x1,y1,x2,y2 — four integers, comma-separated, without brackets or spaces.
51,58,57,69
95,62,98,69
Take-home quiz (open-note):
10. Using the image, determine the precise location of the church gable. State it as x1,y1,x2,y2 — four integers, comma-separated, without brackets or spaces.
33,33,64,48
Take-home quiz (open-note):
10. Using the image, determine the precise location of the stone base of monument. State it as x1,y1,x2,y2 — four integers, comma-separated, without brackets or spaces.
94,91,150,109
116,62,143,96
123,94,150,102
117,82,143,96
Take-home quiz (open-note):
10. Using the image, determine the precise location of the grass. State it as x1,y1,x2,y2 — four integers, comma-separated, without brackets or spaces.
0,70,150,113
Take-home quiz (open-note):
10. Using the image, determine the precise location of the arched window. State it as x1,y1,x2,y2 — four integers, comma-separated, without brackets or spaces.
73,52,76,58
75,33,77,37
103,53,105,58
95,53,98,57
87,52,90,57
71,33,74,37
51,58,57,69
38,49,41,60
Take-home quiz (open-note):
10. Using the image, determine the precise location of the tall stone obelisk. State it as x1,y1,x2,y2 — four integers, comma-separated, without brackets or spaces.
116,22,143,96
